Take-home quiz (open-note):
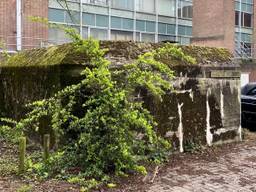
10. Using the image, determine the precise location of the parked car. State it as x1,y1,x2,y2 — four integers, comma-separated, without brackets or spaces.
241,83,256,128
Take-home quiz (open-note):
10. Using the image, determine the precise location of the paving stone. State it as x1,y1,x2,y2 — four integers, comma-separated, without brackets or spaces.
148,139,256,192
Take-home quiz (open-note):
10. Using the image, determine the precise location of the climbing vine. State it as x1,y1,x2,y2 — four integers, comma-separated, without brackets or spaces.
0,28,196,188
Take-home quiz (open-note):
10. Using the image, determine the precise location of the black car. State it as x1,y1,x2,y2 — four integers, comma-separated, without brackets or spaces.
241,83,256,128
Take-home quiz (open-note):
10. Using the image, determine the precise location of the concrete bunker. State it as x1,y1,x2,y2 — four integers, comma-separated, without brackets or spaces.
0,41,241,150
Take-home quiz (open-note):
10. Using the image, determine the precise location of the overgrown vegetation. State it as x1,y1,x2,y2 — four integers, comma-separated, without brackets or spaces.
0,28,195,190
0,41,10,61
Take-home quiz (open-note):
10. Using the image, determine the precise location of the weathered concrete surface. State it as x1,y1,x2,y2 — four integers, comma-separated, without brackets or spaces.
144,77,241,150
0,41,241,148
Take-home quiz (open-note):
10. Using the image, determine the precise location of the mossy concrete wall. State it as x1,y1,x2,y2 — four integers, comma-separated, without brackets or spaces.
0,41,241,150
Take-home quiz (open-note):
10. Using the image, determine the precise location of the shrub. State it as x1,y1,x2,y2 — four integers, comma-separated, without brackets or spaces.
1,28,195,185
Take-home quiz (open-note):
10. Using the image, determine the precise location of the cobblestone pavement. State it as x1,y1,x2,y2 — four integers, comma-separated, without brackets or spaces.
148,141,256,192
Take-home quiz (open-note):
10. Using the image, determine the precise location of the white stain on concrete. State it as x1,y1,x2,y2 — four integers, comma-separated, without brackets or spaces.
178,102,184,152
215,128,227,136
238,125,242,141
220,89,225,120
176,89,194,102
206,88,213,146
237,81,242,141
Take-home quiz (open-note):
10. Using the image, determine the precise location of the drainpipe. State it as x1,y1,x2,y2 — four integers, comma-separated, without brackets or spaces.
16,0,22,51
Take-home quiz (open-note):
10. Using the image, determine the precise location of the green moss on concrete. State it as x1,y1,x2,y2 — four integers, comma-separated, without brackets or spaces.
180,45,232,64
0,41,233,68
0,44,75,67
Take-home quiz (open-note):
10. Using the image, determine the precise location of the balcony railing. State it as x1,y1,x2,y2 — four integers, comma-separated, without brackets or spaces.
234,40,254,59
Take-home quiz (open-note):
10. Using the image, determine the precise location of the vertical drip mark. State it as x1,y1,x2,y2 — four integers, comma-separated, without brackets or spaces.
206,89,213,146
189,89,194,102
220,89,224,120
238,125,242,141
178,102,184,153
238,86,242,141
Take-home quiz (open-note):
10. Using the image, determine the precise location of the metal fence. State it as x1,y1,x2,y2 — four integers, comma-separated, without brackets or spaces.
0,36,70,52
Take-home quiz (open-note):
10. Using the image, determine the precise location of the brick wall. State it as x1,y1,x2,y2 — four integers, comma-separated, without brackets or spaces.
0,0,17,51
22,0,48,50
192,0,235,53
0,0,48,51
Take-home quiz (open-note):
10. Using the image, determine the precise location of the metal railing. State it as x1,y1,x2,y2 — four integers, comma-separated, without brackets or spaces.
234,40,254,59
0,36,71,52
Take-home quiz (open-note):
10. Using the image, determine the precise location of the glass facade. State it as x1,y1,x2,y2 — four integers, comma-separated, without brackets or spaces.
48,0,192,45
235,0,254,57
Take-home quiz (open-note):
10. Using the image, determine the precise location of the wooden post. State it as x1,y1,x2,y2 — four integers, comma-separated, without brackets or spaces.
19,137,26,173
43,134,50,163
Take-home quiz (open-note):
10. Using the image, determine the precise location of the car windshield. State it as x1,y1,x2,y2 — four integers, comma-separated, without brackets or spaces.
242,83,256,96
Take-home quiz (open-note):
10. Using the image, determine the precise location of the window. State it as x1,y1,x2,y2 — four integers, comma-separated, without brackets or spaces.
90,28,108,40
241,3,253,13
235,11,252,27
111,17,134,30
65,11,80,24
158,0,175,16
82,0,108,6
96,15,109,27
178,25,192,36
136,0,155,13
146,21,155,32
123,18,134,30
167,24,175,35
136,20,145,31
235,11,239,26
244,13,252,27
158,23,167,34
111,17,122,29
178,37,190,45
158,35,176,42
158,23,176,35
141,33,155,42
49,8,65,23
49,27,70,44
178,1,193,19
111,0,134,10
83,13,95,26
49,26,79,43
111,30,133,41
235,1,253,13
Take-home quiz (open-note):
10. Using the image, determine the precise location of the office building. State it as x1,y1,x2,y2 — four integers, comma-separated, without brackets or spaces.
0,0,192,51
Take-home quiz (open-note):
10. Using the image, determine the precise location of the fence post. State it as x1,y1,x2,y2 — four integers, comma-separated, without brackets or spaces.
19,137,26,173
43,134,50,163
